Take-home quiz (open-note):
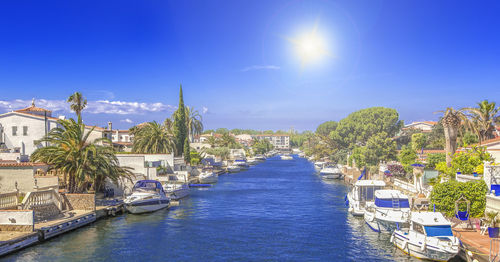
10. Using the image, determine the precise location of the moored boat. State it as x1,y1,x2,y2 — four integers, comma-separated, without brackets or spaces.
227,165,240,173
280,154,293,160
163,183,190,200
234,159,249,169
391,212,459,261
346,180,385,216
199,169,218,183
319,165,343,179
254,155,266,161
314,161,326,171
364,190,410,233
124,180,170,214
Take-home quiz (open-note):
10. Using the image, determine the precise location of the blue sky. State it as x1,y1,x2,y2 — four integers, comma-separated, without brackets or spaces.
0,0,499,131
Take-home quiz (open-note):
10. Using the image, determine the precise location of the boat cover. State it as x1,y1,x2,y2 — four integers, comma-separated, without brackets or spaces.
375,198,410,208
424,225,453,237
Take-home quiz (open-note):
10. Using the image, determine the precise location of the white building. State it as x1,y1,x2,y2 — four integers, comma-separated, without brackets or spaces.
252,134,290,149
104,122,133,152
403,121,437,132
0,100,105,159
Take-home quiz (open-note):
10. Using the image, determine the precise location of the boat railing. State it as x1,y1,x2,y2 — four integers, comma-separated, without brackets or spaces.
0,191,19,210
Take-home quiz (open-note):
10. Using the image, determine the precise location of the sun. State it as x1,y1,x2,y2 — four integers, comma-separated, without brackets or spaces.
286,20,330,68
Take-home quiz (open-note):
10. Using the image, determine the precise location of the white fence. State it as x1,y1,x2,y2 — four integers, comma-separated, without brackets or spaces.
0,192,19,210
393,178,418,194
21,189,62,210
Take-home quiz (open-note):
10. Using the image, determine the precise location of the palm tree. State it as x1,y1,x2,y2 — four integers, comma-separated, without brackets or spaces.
67,92,87,124
31,119,133,193
206,136,218,148
436,108,466,166
463,100,499,143
132,121,176,154
185,106,203,142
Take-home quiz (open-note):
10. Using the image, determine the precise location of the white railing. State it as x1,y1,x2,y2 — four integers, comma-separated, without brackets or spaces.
393,178,417,193
21,189,62,210
0,191,19,210
455,174,482,183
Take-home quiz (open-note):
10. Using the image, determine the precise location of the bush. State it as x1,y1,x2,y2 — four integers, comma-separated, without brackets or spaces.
430,180,488,218
436,145,493,176
426,153,445,169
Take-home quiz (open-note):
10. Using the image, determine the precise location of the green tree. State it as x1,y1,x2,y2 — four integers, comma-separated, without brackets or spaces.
426,153,445,169
398,144,417,173
215,128,229,134
426,121,445,149
316,121,338,137
183,137,191,164
411,133,427,152
185,106,203,141
430,180,488,217
435,145,493,176
463,100,499,143
67,92,87,124
461,132,479,146
252,139,273,154
173,85,188,156
206,136,218,148
330,107,402,149
31,119,133,193
364,132,397,166
132,121,176,154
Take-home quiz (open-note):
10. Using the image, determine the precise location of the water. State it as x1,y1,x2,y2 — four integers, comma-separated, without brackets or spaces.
4,156,421,261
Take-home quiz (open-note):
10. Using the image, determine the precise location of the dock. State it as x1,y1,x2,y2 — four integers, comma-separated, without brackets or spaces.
453,228,495,262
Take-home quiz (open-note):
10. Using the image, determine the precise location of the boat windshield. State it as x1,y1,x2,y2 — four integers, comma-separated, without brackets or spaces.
424,225,453,237
133,181,162,192
375,198,410,208
359,186,384,201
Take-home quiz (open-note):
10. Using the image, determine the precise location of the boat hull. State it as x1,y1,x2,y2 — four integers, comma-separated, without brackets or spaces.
125,199,170,214
320,172,342,179
168,188,190,200
199,175,218,183
346,194,365,216
391,232,458,261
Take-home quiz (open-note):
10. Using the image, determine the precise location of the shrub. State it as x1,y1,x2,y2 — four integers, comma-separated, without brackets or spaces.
430,179,488,218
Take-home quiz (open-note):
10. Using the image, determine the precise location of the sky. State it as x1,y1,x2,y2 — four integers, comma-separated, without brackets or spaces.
0,0,499,131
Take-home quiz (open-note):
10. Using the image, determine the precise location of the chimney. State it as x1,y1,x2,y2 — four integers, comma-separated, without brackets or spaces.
108,121,112,131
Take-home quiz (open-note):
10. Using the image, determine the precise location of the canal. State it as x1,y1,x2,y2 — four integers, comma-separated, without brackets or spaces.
4,156,419,261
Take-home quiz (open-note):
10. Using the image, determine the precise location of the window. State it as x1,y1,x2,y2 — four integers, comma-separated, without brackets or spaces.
23,126,28,136
12,126,17,136
413,223,425,235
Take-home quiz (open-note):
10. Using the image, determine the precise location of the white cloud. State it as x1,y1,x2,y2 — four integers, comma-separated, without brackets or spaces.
241,65,280,72
0,99,176,115
202,106,209,114
121,118,133,123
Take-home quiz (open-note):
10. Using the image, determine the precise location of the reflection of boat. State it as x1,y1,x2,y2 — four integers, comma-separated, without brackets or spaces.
199,169,218,183
346,180,385,216
163,183,190,200
364,190,410,233
124,180,170,214
227,165,240,173
280,155,293,160
391,212,459,261
319,166,343,179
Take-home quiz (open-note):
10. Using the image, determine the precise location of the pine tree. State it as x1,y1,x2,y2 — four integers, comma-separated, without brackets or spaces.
173,85,187,156
183,137,191,164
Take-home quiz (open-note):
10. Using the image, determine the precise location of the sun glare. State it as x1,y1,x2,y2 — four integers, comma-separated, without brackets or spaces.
287,20,330,68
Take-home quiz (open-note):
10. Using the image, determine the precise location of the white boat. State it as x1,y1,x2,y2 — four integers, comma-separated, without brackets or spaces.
298,152,305,158
346,180,385,216
364,190,410,233
163,183,190,200
199,169,218,183
280,155,293,160
314,161,326,171
227,165,240,173
254,155,266,161
391,212,460,261
319,166,343,179
247,158,258,165
234,159,249,169
124,180,170,214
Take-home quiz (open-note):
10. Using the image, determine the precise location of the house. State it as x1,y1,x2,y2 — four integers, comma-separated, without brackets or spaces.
0,161,58,193
235,134,253,147
252,134,290,149
104,122,133,152
403,121,437,132
0,100,106,159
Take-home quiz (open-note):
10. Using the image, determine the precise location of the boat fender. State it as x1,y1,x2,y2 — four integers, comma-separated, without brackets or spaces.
420,242,426,252
390,234,394,243
402,240,407,251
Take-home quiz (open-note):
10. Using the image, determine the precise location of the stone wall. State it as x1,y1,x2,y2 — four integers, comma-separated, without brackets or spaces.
62,193,95,211
0,210,34,232
32,203,61,222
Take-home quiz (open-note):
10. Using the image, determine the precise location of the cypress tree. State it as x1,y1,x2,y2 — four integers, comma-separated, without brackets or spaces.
183,137,191,164
173,85,187,156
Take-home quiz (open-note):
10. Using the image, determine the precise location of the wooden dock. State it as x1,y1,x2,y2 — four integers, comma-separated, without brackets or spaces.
453,228,493,262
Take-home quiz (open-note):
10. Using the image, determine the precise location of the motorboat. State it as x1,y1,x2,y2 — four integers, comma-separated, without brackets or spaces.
234,159,249,169
391,212,459,261
199,169,218,183
247,158,258,165
319,165,343,179
346,180,386,216
280,154,293,160
227,165,240,173
298,152,305,158
124,180,170,214
364,190,410,233
314,161,326,171
163,183,190,200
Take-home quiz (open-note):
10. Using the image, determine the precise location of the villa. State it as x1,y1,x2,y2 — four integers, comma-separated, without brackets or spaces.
252,134,290,150
403,121,437,132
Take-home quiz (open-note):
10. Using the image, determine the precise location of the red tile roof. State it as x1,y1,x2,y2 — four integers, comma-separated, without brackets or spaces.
15,105,52,113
